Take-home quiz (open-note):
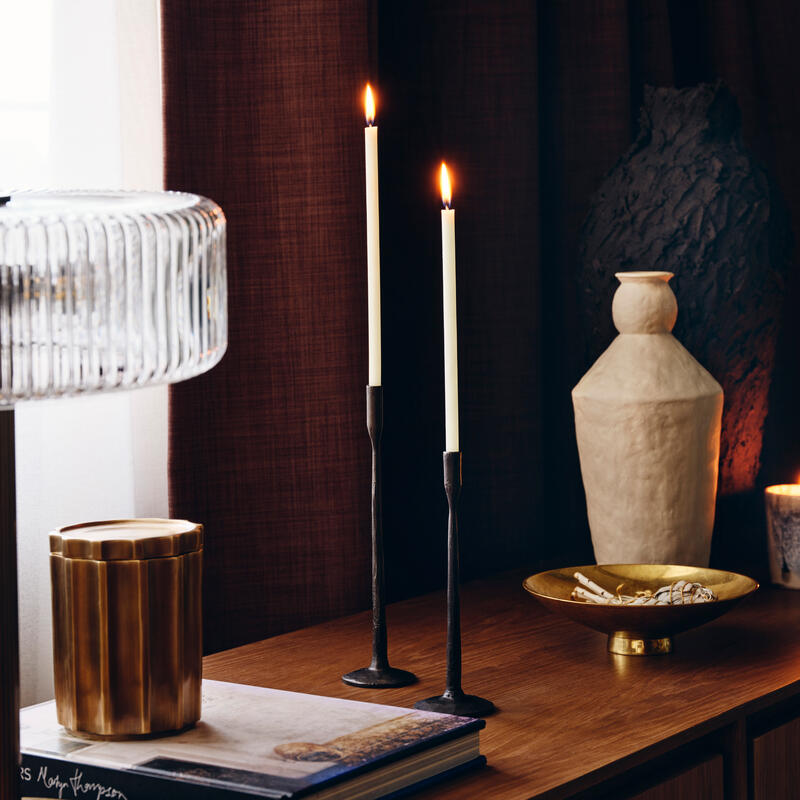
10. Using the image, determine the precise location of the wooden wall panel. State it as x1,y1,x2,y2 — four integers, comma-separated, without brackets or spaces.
627,755,723,800
752,715,800,800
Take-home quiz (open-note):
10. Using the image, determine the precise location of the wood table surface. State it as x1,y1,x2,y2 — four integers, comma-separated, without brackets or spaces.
204,570,800,799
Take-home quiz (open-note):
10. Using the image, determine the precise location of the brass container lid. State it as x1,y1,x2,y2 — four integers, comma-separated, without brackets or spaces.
50,519,203,561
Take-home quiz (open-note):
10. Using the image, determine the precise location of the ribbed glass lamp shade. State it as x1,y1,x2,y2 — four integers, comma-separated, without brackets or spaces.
0,190,227,403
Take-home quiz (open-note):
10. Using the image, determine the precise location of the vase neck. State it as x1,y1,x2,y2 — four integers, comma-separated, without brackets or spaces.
612,271,677,334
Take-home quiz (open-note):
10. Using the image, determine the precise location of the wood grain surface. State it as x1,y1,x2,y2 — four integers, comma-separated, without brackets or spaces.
204,570,800,799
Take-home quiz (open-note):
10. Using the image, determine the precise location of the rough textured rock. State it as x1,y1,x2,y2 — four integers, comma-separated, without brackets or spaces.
579,83,791,495
573,272,723,566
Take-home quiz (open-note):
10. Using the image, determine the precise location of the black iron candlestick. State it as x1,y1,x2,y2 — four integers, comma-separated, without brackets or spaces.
415,451,494,717
342,385,416,688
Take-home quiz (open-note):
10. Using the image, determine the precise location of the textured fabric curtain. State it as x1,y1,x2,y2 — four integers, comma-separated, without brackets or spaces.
163,1,374,653
163,0,800,654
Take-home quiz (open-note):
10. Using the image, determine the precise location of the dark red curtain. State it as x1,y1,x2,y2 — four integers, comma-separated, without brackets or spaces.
163,0,800,654
163,1,375,652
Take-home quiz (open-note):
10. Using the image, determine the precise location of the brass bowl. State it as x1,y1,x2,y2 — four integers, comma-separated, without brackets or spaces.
523,565,758,655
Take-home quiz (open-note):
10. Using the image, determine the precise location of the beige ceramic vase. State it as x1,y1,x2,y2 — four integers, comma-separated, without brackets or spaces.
572,271,723,566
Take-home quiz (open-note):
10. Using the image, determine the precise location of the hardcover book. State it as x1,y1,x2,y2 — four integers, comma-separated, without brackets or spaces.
20,679,485,800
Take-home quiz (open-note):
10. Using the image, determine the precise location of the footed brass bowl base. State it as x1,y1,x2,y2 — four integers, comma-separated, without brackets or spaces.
608,633,672,656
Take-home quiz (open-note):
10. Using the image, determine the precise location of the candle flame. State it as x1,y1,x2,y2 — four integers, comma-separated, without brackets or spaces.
365,84,375,125
766,484,800,496
440,162,452,208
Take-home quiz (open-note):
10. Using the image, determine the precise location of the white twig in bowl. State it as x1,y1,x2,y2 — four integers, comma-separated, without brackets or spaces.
570,573,717,606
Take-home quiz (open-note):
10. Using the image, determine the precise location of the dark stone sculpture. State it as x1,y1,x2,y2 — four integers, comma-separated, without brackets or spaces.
579,82,791,495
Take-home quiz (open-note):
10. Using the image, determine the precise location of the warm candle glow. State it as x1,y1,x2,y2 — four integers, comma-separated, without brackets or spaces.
365,84,376,125
766,485,800,496
440,162,452,208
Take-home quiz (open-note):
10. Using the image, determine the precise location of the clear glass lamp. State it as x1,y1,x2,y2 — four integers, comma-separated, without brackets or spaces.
0,190,228,796
0,190,227,400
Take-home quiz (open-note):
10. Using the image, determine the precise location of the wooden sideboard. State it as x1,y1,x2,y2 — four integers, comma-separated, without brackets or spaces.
205,571,800,799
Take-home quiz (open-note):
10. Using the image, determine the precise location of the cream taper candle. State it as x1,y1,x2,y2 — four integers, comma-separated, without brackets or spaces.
364,84,381,386
440,163,458,452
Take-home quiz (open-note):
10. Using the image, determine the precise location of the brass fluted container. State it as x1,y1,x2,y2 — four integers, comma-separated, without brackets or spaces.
50,519,203,738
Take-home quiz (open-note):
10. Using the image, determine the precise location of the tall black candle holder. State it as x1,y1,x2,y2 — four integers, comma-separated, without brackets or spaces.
414,451,494,717
342,385,416,688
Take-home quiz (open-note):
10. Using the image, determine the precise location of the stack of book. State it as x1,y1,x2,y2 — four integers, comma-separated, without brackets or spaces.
20,680,485,799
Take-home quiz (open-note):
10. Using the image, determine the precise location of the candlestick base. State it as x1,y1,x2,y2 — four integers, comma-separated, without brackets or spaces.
342,666,417,689
343,385,417,690
414,690,495,718
414,451,494,718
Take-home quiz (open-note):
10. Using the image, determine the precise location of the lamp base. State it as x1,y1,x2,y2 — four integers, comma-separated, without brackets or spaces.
342,666,417,688
414,691,495,718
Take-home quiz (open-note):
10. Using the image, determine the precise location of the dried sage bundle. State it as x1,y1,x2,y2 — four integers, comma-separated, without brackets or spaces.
571,572,717,606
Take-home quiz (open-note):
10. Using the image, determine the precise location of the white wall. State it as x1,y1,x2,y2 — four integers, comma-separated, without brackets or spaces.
0,0,167,705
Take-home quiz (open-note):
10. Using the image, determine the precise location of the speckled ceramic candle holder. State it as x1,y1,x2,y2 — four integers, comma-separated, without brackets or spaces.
765,486,800,589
